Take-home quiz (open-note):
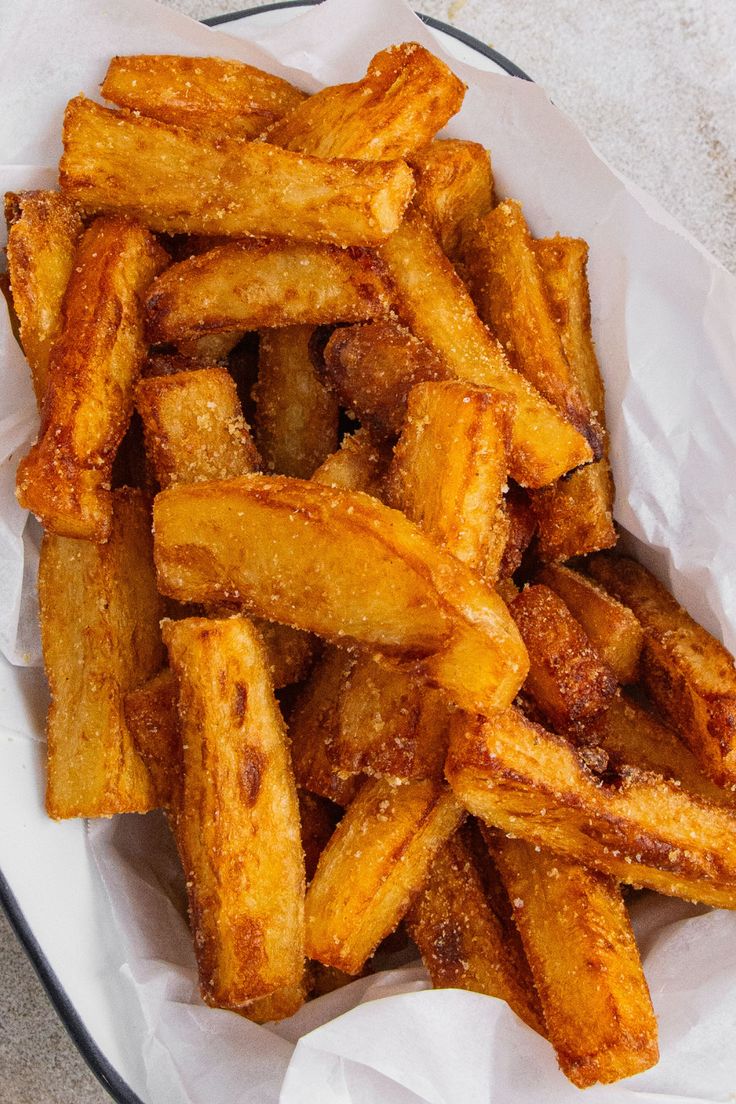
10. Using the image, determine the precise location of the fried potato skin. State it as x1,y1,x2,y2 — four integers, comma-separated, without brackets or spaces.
41,488,162,818
16,216,168,540
163,616,305,1008
379,212,592,488
407,139,493,260
101,54,306,140
264,42,465,159
146,240,389,345
588,555,736,786
305,777,465,973
489,834,658,1087
4,190,83,405
152,475,529,715
61,96,414,245
123,668,180,810
446,707,736,908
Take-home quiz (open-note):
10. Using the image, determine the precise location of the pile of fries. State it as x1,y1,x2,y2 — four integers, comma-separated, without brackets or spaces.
5,41,736,1090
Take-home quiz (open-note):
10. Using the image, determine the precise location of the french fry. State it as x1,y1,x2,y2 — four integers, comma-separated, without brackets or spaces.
264,42,465,159
101,54,307,140
152,475,529,715
177,331,244,363
405,824,543,1033
305,777,465,973
298,790,342,884
146,240,390,346
40,489,162,819
407,139,493,261
16,216,168,540
536,563,643,683
488,833,658,1087
239,980,309,1025
4,190,83,405
311,427,392,494
163,615,305,1008
588,555,736,787
445,707,736,908
253,326,339,478
463,200,600,455
123,668,180,810
379,211,593,487
61,96,414,245
497,483,536,580
254,620,314,690
509,584,617,728
135,367,259,488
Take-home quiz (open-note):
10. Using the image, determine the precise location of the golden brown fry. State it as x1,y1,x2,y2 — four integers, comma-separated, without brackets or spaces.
536,563,643,683
177,331,244,363
407,139,493,260
253,326,339,478
405,824,543,1033
163,615,305,1008
254,620,314,689
146,240,389,346
379,212,593,487
239,980,309,1024
123,668,180,810
4,190,83,405
135,367,259,489
385,380,513,578
144,353,208,378
61,96,414,245
152,475,529,715
489,833,658,1087
101,54,306,140
463,201,600,455
264,42,465,159
311,428,392,495
40,489,162,819
588,555,736,787
16,216,167,540
445,706,736,909
305,777,465,973
498,484,536,580
298,790,341,884
509,584,617,729
529,462,616,563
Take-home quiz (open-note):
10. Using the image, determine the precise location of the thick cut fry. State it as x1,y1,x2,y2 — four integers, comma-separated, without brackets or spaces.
253,326,339,478
405,825,543,1033
16,216,167,540
146,240,389,345
305,777,465,973
321,320,449,438
61,96,414,245
135,367,259,488
4,190,83,405
463,201,600,455
588,555,736,787
498,484,536,580
152,475,529,715
40,489,162,819
489,834,658,1087
123,668,180,810
537,563,643,683
385,381,512,577
407,140,493,260
530,460,616,563
379,212,592,487
264,42,465,159
254,621,314,689
101,55,306,140
163,616,305,1008
299,791,342,884
311,428,392,495
239,980,309,1024
509,585,617,729
445,707,736,908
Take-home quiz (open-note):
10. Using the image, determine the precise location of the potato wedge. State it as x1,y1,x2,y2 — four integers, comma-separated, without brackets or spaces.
152,475,529,715
305,777,465,973
407,139,493,260
163,615,305,1008
536,563,643,683
488,833,658,1087
61,96,414,245
101,54,306,140
40,489,162,819
253,326,339,478
311,427,392,494
264,42,465,159
123,668,180,810
445,707,736,908
4,190,83,405
146,240,389,345
16,216,168,541
379,212,593,487
588,555,736,787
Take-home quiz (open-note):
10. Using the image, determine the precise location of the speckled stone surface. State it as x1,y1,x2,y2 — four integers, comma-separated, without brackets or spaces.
1,2,733,1102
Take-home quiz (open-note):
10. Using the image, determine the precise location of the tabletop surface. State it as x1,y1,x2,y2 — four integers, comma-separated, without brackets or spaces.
1,1,734,1101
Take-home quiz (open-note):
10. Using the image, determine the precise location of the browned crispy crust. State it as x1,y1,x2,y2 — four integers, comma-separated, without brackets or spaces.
123,668,180,810
407,139,493,260
298,790,342,884
311,427,393,496
498,483,537,580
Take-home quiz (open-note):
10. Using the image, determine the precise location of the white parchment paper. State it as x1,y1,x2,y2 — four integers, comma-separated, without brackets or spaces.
2,0,736,1100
